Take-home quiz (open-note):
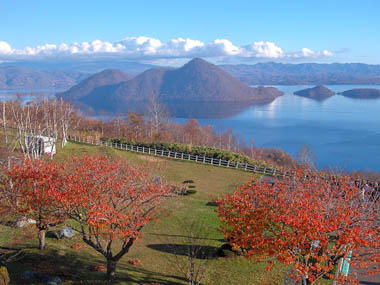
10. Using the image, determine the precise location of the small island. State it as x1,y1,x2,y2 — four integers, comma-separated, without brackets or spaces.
293,85,335,101
339,88,380,99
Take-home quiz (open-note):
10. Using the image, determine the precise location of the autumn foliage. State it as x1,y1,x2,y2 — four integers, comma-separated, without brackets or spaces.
0,154,175,280
217,170,380,284
59,155,175,279
1,158,65,249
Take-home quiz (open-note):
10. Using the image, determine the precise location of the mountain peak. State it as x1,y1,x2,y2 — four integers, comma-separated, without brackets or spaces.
187,57,208,64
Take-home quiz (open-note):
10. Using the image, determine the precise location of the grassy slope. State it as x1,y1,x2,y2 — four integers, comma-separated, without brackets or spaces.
2,141,330,284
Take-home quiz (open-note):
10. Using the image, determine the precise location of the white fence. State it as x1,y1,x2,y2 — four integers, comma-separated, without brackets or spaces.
68,136,288,177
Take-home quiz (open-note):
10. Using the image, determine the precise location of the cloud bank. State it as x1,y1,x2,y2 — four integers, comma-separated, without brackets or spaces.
0,36,333,62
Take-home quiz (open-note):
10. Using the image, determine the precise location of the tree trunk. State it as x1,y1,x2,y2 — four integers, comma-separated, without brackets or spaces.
107,259,117,280
38,229,46,250
333,258,343,285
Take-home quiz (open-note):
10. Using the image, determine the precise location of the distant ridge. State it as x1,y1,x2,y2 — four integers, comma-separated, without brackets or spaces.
220,62,380,85
58,58,283,114
0,66,86,90
294,85,335,101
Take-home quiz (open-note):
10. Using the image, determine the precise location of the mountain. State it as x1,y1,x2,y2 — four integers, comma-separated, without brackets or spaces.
294,85,335,101
0,59,158,75
340,88,380,99
5,60,380,92
56,69,132,102
219,62,380,85
0,66,87,90
58,58,283,114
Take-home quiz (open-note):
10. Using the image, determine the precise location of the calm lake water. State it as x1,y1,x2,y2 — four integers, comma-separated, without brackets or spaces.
2,85,380,171
176,85,380,172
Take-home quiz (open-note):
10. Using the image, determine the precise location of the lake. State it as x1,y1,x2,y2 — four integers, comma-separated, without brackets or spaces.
1,85,380,171
176,85,380,172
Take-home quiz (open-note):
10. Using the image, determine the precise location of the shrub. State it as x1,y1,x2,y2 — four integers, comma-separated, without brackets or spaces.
184,190,197,195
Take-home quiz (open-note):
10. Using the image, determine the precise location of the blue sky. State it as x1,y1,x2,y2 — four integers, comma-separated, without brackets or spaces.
1,0,379,64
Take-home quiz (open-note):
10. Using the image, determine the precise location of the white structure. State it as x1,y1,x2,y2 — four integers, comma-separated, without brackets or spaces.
26,135,57,156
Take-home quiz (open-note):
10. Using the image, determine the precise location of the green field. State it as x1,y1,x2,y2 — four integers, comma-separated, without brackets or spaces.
1,141,331,284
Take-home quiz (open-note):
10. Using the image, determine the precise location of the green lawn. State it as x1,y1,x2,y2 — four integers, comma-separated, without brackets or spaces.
1,141,331,284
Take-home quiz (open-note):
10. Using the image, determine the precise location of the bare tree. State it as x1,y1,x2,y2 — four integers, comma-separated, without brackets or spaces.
0,101,19,167
146,93,170,139
296,144,317,169
57,98,76,148
7,97,75,160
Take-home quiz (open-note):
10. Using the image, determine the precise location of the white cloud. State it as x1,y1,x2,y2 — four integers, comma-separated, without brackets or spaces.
0,37,333,61
301,48,314,57
243,41,284,58
208,39,241,56
0,41,13,54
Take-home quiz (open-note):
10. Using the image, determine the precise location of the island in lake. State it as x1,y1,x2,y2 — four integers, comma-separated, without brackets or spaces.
293,85,335,101
57,58,284,117
339,88,380,99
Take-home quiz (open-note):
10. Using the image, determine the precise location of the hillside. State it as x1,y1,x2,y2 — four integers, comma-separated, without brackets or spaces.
0,66,87,90
294,85,335,100
56,69,132,102
1,140,286,284
340,88,380,99
220,62,380,85
58,58,283,114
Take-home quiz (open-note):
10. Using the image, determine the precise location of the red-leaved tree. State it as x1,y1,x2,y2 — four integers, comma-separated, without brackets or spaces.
0,158,65,249
217,170,380,284
60,155,176,280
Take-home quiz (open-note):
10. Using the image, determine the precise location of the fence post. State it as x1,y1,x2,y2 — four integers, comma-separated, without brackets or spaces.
181,153,184,159
154,149,157,155
149,148,151,154
273,168,276,176
211,158,213,165
168,151,171,158
219,159,221,166
143,146,145,153
245,163,247,171
195,155,198,162
188,154,190,161
236,162,239,169
175,152,177,158
203,156,205,163
227,160,230,167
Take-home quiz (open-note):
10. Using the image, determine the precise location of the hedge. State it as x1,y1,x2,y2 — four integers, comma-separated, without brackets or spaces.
102,137,268,167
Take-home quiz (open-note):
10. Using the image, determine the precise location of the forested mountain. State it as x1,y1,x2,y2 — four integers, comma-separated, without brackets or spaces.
56,69,132,101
